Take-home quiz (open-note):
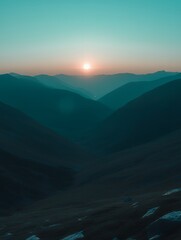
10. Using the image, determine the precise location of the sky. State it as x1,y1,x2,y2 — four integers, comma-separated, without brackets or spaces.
0,0,181,75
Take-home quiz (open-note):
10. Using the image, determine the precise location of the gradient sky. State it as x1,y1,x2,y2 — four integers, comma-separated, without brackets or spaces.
0,0,181,75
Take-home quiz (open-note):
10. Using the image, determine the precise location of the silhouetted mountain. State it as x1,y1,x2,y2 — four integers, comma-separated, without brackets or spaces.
55,71,178,99
99,73,181,110
90,78,181,154
0,100,94,211
0,100,87,168
0,74,111,140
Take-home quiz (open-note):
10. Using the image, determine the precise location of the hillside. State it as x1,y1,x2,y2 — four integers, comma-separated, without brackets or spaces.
0,100,93,211
90,78,181,154
0,74,111,140
81,129,181,192
0,100,87,167
99,73,181,110
0,148,74,211
1,129,181,239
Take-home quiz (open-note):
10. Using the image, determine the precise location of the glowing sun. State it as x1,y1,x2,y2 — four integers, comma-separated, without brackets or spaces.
83,63,92,71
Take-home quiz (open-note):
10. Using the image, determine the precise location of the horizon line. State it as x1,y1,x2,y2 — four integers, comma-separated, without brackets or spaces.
0,70,180,78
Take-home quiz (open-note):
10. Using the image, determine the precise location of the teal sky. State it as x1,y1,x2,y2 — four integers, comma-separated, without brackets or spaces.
0,0,181,75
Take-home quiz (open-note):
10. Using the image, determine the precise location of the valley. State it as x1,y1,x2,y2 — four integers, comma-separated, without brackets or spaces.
0,72,181,239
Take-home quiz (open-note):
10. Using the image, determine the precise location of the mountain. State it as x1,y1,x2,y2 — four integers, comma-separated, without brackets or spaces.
1,129,181,239
89,78,181,154
99,73,181,110
0,74,111,140
0,100,87,168
81,128,181,193
35,74,92,98
54,71,178,99
0,100,93,210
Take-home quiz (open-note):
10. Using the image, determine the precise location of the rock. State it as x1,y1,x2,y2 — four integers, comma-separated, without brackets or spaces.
131,202,139,208
142,207,159,218
163,188,181,196
61,231,84,240
25,235,40,240
149,235,160,240
160,211,181,221
77,216,87,222
48,223,61,229
148,211,181,238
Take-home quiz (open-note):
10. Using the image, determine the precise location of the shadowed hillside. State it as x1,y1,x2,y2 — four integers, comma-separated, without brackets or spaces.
1,129,181,239
0,149,74,212
0,100,88,168
0,74,111,140
99,73,181,110
81,129,181,193
90,79,181,154
0,100,93,211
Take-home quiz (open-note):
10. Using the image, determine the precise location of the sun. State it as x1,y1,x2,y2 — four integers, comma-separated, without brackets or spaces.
83,63,91,71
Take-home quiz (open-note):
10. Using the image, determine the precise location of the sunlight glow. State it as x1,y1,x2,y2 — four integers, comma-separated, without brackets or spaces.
83,63,91,71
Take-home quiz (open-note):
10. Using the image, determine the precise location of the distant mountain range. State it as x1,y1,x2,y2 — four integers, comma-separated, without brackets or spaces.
53,71,178,99
9,70,180,99
8,71,178,99
35,74,92,98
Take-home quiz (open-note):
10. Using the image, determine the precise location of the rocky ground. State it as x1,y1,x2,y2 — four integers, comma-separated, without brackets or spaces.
0,188,180,240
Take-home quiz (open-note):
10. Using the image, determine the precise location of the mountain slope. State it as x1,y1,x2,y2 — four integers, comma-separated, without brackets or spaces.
0,100,92,210
0,100,87,167
1,129,181,239
90,78,181,154
0,74,111,139
99,73,181,110
82,129,181,192
0,148,74,211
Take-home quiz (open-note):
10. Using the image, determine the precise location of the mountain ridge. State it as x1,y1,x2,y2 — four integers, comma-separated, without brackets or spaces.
0,74,111,140
89,78,181,154
99,73,181,110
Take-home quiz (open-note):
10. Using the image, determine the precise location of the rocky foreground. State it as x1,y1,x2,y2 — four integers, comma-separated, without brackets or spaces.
0,188,180,240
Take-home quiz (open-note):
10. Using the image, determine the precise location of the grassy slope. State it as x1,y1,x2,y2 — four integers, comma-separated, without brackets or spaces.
0,129,181,239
